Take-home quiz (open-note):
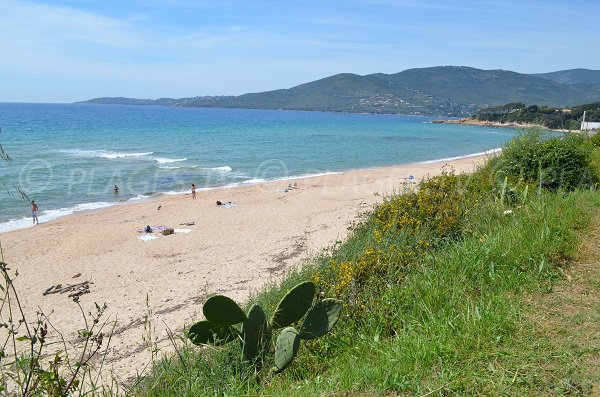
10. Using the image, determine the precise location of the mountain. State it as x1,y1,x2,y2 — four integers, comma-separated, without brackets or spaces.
74,96,232,106
533,69,600,85
78,66,600,116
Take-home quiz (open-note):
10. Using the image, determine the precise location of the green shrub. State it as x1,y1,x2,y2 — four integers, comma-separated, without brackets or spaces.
589,131,600,148
498,130,596,190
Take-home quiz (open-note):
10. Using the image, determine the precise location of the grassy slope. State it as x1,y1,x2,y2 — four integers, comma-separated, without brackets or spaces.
262,192,599,396
129,139,600,397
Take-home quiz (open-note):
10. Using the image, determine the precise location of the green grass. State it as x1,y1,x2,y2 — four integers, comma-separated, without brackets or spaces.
125,137,600,397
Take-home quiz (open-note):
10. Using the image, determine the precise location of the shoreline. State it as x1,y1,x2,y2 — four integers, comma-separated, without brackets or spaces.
433,117,574,133
0,154,493,384
0,149,501,234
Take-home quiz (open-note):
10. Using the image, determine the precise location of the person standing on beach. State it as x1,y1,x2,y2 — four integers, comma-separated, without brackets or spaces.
31,200,39,225
191,183,196,199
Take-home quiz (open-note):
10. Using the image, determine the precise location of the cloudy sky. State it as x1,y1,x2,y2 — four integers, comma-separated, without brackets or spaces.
2,0,599,103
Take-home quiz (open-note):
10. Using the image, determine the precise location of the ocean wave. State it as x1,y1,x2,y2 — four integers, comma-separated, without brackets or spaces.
202,166,233,172
417,148,502,164
239,178,267,184
221,171,344,189
61,149,154,159
153,157,187,164
157,164,200,170
156,164,233,172
275,171,343,181
0,201,116,233
127,194,152,202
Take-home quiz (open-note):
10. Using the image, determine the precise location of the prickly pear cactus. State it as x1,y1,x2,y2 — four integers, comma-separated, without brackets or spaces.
274,327,300,373
242,304,272,362
270,281,315,329
299,298,343,340
188,320,237,346
203,295,247,325
187,281,343,375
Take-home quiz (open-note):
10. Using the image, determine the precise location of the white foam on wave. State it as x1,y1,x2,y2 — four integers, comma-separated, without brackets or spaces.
61,149,154,159
418,148,502,164
0,201,116,234
275,171,342,181
239,178,267,185
127,194,152,202
154,157,187,164
221,171,343,189
202,166,233,172
156,164,232,172
157,164,199,170
103,152,154,159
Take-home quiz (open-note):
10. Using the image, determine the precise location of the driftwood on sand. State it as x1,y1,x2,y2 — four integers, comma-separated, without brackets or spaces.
43,281,93,298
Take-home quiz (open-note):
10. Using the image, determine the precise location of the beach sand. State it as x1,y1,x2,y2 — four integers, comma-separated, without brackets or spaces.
0,155,488,385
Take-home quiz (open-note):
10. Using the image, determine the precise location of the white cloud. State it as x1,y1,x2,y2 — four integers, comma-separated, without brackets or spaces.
1,0,141,49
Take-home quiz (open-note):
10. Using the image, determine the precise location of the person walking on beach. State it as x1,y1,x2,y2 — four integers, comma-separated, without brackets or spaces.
191,183,196,200
31,200,39,225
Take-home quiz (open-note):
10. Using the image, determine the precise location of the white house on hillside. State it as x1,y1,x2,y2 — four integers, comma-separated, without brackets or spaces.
581,121,600,130
581,111,600,131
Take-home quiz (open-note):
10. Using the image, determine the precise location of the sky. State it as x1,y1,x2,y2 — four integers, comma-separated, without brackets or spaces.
1,0,599,103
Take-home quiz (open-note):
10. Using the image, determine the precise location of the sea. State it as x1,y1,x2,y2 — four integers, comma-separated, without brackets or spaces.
0,103,517,233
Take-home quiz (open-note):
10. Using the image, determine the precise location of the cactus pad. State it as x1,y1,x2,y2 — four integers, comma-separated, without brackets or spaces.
242,304,272,362
187,320,237,346
274,327,300,373
203,295,247,325
270,281,315,329
299,298,343,340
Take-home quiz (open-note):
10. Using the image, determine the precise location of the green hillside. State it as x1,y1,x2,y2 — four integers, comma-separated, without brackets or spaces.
533,68,600,85
386,66,600,106
79,66,600,116
475,102,600,130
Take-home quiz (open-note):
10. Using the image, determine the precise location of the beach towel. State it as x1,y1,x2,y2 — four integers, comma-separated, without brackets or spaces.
174,228,192,233
138,234,159,241
137,225,168,233
220,203,237,208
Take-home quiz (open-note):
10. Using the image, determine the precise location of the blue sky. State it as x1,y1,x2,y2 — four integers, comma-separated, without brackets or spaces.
2,0,599,103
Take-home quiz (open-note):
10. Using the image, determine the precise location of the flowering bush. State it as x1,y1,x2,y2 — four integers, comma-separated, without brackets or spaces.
312,170,476,319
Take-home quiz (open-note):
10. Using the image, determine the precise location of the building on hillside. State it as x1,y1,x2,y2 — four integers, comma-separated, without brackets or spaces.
581,111,600,131
581,121,600,130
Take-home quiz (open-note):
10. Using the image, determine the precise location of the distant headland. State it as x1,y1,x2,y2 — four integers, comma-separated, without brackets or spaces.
77,66,600,117
434,102,600,132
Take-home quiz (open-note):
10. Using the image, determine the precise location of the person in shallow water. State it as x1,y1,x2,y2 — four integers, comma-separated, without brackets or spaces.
113,184,119,193
31,200,39,225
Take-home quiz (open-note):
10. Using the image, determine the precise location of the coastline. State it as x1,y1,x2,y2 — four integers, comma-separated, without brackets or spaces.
0,149,500,234
0,154,493,384
433,117,574,133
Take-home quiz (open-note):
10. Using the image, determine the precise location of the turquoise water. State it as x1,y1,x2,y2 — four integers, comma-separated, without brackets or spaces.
0,103,516,232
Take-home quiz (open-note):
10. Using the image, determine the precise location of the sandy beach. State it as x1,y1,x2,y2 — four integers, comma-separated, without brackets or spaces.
0,155,488,385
